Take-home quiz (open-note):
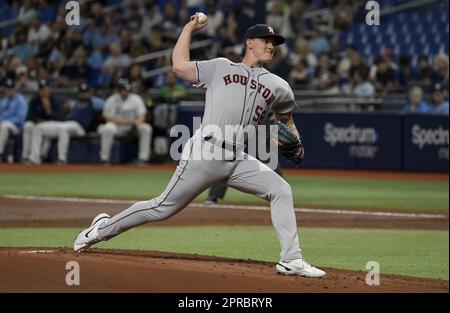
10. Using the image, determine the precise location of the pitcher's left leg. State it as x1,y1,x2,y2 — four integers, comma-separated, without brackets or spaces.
227,155,301,262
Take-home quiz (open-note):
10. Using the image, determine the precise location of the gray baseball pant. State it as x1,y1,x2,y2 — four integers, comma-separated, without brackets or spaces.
97,134,302,262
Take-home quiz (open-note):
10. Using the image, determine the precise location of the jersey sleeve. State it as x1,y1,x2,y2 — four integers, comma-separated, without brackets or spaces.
194,58,225,87
134,95,147,116
271,78,299,114
102,95,116,119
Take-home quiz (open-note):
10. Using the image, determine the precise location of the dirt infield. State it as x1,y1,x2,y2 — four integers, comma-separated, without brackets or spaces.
0,248,447,292
0,165,448,292
0,197,448,229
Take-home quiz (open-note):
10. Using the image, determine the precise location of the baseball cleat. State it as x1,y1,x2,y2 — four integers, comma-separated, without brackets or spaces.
74,213,110,253
276,258,326,277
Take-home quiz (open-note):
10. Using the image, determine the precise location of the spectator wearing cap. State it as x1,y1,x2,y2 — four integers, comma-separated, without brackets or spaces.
432,53,449,86
428,84,449,115
0,79,28,162
28,83,98,164
404,86,430,114
22,78,61,163
97,79,153,164
16,65,39,92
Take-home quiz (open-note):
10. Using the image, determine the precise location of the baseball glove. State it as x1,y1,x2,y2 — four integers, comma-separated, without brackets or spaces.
276,121,304,164
126,124,139,141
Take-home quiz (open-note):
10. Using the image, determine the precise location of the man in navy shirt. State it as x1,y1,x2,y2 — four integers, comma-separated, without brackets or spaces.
28,82,97,164
23,78,61,163
0,78,28,162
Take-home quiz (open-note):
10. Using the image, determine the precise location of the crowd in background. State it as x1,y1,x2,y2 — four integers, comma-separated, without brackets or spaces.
0,0,449,163
0,0,448,96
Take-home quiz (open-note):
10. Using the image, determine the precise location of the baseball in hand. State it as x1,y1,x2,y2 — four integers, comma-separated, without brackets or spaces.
196,12,207,24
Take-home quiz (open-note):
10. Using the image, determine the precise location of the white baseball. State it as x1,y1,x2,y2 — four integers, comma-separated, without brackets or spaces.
197,12,207,24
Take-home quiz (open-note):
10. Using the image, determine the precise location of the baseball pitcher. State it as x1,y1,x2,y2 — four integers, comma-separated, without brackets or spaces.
74,14,325,277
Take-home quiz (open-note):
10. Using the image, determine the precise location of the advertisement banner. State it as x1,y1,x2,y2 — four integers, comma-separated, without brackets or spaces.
403,114,449,172
291,113,403,170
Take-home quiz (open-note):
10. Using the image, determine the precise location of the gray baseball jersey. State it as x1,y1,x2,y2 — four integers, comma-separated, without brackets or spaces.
97,58,303,262
197,58,297,144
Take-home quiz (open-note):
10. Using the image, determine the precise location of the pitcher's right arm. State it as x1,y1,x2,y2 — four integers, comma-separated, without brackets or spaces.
172,14,208,83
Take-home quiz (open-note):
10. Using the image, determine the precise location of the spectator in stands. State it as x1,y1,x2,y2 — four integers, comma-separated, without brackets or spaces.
397,55,415,90
22,78,61,163
415,55,433,84
432,53,449,86
28,83,98,164
337,44,364,83
351,65,375,97
64,47,90,87
139,0,163,38
428,83,449,115
158,71,187,104
404,86,429,113
287,0,307,38
16,65,38,91
97,78,152,164
308,30,330,55
101,42,131,86
0,78,28,162
333,0,355,31
289,37,317,71
266,0,290,38
27,17,51,43
371,55,398,94
204,0,225,37
289,59,310,88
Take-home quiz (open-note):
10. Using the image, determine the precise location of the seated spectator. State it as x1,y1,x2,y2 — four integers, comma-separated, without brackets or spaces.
415,55,433,84
351,66,375,97
432,53,449,86
372,56,398,94
158,71,187,104
23,78,61,163
0,78,28,162
428,83,449,115
26,83,98,164
101,42,131,86
289,59,309,88
333,0,355,31
16,65,38,91
404,86,430,113
97,78,153,164
397,55,414,90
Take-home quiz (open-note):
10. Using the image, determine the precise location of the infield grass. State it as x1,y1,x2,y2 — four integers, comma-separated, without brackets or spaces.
0,226,448,280
0,172,448,213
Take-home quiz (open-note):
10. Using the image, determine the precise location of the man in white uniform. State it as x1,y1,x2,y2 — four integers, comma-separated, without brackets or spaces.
97,78,152,164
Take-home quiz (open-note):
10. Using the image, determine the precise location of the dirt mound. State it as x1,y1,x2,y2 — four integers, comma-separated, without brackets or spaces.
0,248,447,293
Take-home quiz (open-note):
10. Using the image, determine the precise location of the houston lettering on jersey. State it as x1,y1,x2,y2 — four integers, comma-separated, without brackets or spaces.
223,74,275,105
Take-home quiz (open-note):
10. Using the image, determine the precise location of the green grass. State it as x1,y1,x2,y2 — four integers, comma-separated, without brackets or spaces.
0,172,448,213
0,227,448,280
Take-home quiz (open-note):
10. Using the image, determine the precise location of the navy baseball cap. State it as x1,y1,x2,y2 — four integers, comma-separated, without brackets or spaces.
117,78,131,91
244,24,285,46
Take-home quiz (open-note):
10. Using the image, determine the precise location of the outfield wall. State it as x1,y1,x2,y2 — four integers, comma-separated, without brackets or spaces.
178,108,449,173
